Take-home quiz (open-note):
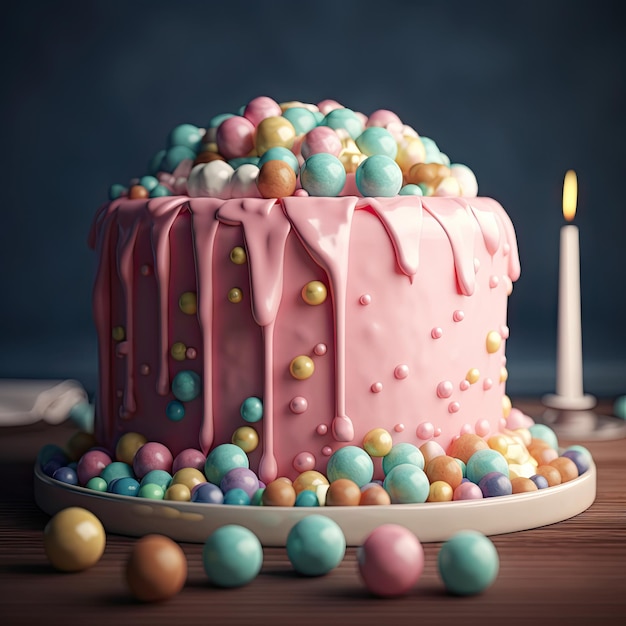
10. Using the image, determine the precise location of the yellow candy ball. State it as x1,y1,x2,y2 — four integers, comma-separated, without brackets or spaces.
301,280,327,305
228,287,243,303
164,483,191,502
112,326,125,341
171,468,206,491
465,368,480,384
115,432,147,465
230,246,247,265
289,356,315,380
362,428,393,457
44,507,106,572
179,292,197,315
395,135,426,175
427,480,454,502
255,116,296,155
486,330,502,353
488,434,510,456
231,426,259,453
171,342,187,361
292,470,329,495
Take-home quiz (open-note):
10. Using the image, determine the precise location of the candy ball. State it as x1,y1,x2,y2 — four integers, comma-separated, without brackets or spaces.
362,428,393,457
243,96,282,126
355,155,403,197
133,442,173,480
216,115,256,160
239,396,263,423
356,127,398,159
425,455,463,490
295,490,320,507
109,476,140,496
115,432,147,465
44,507,106,572
100,461,134,485
172,467,206,491
171,370,201,402
281,106,317,135
257,159,297,198
289,355,315,380
301,126,343,159
205,443,249,485
561,449,591,475
529,474,550,489
359,484,392,506
300,153,346,197
447,433,489,464
126,534,187,602
549,456,579,483
191,481,224,504
172,448,206,474
358,524,424,597
478,472,513,498
399,183,423,196
511,476,539,493
286,515,346,576
52,466,78,485
466,449,509,484
231,426,259,453
220,467,259,499
437,530,499,596
427,480,454,502
140,469,172,490
325,478,362,506
66,431,98,462
167,123,203,152
165,483,191,502
77,449,112,486
292,470,329,495
203,525,263,587
86,476,108,492
138,483,165,500
322,108,363,140
258,146,299,172
255,116,296,155
262,478,297,506
223,488,251,505
187,161,234,198
535,464,562,486
382,442,424,475
453,481,484,500
528,424,559,450
326,446,374,487
161,145,196,173
383,464,430,504
614,395,626,419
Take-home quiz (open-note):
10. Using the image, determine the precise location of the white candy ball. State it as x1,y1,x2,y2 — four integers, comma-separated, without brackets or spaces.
230,164,262,199
187,161,234,198
450,163,479,197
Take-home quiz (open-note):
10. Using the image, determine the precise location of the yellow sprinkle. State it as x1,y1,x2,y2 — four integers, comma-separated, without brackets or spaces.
466,368,480,384
112,326,125,341
301,281,327,306
171,342,187,361
289,356,315,380
228,287,243,303
486,330,502,353
179,292,197,315
230,246,247,265
232,426,259,453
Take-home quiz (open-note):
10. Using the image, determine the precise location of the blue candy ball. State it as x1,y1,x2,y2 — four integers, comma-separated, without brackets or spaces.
108,183,127,200
166,400,186,422
528,424,559,450
68,402,95,432
286,515,346,576
168,123,203,152
171,370,201,402
205,444,249,486
100,461,134,485
478,472,513,498
257,146,299,173
561,450,590,475
228,156,260,169
140,469,172,490
438,530,499,595
240,396,263,423
161,145,196,173
38,444,67,468
326,446,374,487
295,489,320,507
149,184,171,198
203,525,263,587
356,154,403,197
420,136,443,163
300,153,346,197
52,466,78,486
281,107,318,135
466,449,509,484
322,108,363,139
138,175,159,192
383,463,430,504
529,474,549,489
109,476,140,497
191,482,224,504
356,127,398,159
85,476,108,492
222,488,251,506
399,183,424,196
208,113,234,128
614,395,626,419
382,442,424,475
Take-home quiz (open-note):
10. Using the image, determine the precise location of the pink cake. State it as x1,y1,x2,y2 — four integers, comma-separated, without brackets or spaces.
89,97,520,484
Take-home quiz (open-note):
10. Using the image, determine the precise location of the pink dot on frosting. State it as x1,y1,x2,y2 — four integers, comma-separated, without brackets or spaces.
437,381,453,399
489,275,500,289
314,343,327,356
321,446,333,457
140,364,150,375
359,294,372,305
371,382,383,393
434,428,442,437
186,347,197,359
293,451,316,473
316,424,328,436
500,325,510,339
448,401,461,413
453,310,465,322
483,378,493,390
475,419,491,437
289,397,308,414
394,423,405,433
431,327,443,339
416,422,435,440
394,365,409,380
460,423,472,435
459,380,470,392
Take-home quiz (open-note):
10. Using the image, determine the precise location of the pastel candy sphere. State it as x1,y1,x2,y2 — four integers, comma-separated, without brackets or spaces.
358,524,424,597
133,442,173,479
366,109,402,128
281,106,318,135
528,424,559,450
167,123,203,152
356,155,403,197
191,482,224,504
240,396,263,423
171,370,201,402
161,145,196,173
205,443,249,485
383,464,430,504
326,446,374,487
450,163,478,197
256,159,297,199
300,153,346,197
356,127,398,159
437,530,499,595
100,461,134,485
220,467,260,498
466,448,509,484
138,175,159,192
44,507,106,572
322,108,363,139
258,146,299,172
77,449,112,486
478,471,513,498
301,126,343,159
382,442,424,475
216,115,256,160
286,515,346,576
399,183,423,196
172,448,206,474
187,161,234,198
395,136,427,175
453,481,484,500
140,469,172,490
109,476,140,496
230,163,262,199
255,116,296,155
203,525,263,587
243,96,282,126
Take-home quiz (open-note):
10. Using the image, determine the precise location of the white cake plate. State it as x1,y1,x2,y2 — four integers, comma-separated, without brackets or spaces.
34,462,596,546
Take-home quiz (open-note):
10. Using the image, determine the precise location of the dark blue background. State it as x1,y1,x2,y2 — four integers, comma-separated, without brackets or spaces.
1,0,624,398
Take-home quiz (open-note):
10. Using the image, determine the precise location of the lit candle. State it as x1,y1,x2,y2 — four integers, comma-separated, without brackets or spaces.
544,170,596,410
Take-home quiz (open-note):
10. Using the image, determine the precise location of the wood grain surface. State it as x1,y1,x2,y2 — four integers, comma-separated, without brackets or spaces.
1,399,624,626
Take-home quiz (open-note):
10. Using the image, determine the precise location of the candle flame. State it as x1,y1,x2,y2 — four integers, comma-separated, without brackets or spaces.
563,169,577,222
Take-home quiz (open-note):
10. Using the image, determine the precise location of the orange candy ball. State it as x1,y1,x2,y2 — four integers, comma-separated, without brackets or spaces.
256,160,297,199
511,477,539,494
535,464,562,487
447,433,489,464
262,478,297,506
325,478,361,506
425,455,463,490
549,457,579,483
359,484,391,506
406,162,450,186
128,184,149,199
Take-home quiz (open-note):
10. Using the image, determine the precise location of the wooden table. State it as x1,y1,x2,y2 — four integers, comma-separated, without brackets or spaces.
1,399,624,625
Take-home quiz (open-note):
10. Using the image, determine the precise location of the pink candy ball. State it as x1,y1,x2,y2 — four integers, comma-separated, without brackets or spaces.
132,442,173,479
301,126,342,159
243,96,282,126
366,109,402,128
216,115,256,160
357,524,424,597
453,481,484,500
76,449,112,486
172,448,207,474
